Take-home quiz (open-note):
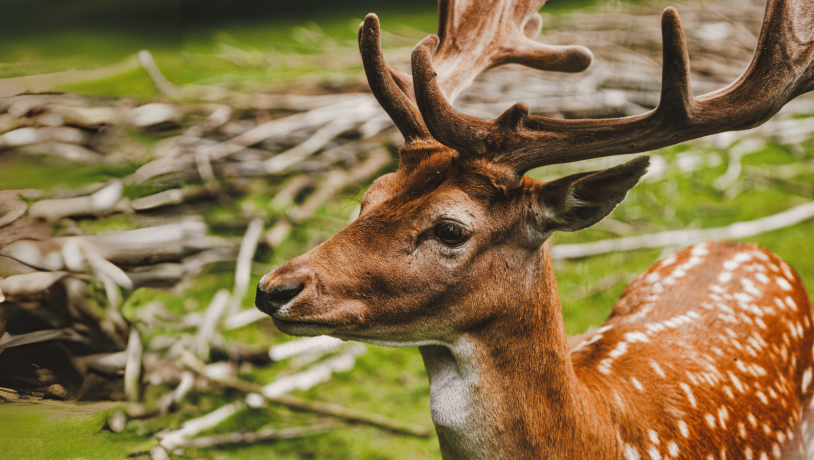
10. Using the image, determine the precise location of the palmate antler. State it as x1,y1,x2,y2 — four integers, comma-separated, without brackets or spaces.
361,0,814,175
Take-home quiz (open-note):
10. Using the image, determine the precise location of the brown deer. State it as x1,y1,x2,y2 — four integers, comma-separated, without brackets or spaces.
256,0,814,458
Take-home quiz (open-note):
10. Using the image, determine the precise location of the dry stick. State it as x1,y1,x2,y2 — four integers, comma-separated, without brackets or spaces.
138,50,181,99
158,400,248,450
0,55,139,98
124,328,143,402
179,353,432,438
268,335,345,361
177,423,337,449
264,119,356,174
262,346,364,397
192,289,230,359
230,218,264,314
551,200,814,259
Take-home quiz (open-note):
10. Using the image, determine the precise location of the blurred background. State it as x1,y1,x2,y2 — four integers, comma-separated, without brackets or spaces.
1,0,813,459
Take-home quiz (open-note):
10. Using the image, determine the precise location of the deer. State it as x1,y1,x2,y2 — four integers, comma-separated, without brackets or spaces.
256,0,814,457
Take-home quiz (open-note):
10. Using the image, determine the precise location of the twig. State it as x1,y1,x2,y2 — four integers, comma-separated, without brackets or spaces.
193,289,230,359
158,400,247,450
231,218,264,313
124,328,143,402
263,346,363,397
179,353,432,438
268,335,345,361
551,200,814,259
138,50,182,99
0,55,139,97
176,422,337,448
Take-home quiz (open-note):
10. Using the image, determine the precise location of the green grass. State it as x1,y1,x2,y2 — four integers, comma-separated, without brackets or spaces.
0,402,154,460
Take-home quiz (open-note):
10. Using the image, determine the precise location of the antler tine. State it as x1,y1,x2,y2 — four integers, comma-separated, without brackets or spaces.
412,0,814,174
358,14,431,143
412,35,495,154
430,0,594,102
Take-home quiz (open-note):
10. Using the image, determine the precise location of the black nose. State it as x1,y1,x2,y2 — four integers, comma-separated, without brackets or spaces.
255,282,304,315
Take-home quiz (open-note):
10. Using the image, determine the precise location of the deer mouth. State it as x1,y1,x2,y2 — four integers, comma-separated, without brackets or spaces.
271,315,337,337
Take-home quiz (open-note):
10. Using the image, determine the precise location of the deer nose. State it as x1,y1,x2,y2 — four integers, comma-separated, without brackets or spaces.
255,281,304,315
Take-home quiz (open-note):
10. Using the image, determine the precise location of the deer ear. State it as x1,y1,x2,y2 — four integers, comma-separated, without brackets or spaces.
537,156,649,233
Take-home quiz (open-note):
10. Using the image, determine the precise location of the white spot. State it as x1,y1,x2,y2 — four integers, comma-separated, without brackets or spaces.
729,371,745,393
625,332,650,343
719,272,733,283
625,444,641,460
680,383,696,408
678,420,689,438
649,430,659,444
661,256,677,267
667,441,679,457
724,260,739,270
739,422,747,438
705,413,716,428
741,278,761,296
632,377,644,391
802,368,812,393
756,273,770,284
745,447,753,460
772,444,781,459
748,413,757,427
650,360,666,378
734,253,752,263
649,446,662,460
785,296,798,311
718,406,728,429
691,244,709,256
646,272,661,284
756,391,768,404
610,341,629,359
776,277,792,291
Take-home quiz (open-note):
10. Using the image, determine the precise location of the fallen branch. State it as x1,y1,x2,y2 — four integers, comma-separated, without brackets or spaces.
179,353,432,438
176,422,337,449
0,55,139,97
551,200,814,259
263,346,363,397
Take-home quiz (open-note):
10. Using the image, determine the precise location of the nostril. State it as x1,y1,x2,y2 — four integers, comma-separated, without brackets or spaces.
256,282,304,315
268,283,304,304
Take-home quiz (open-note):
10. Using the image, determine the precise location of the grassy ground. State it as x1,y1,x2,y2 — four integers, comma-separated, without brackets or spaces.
2,2,814,459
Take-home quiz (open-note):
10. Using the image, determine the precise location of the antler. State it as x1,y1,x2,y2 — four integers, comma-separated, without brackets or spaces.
358,0,593,144
411,0,814,173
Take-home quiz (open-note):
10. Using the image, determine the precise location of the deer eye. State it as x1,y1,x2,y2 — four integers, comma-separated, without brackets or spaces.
433,221,468,246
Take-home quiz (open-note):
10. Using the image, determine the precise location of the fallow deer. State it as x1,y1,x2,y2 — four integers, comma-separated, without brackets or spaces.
256,0,814,458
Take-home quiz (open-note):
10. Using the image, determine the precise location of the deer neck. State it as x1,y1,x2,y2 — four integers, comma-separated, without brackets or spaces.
418,244,617,460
